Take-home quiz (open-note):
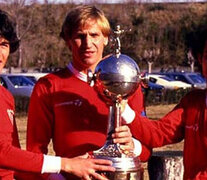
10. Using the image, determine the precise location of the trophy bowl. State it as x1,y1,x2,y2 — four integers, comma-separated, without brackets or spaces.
94,54,141,103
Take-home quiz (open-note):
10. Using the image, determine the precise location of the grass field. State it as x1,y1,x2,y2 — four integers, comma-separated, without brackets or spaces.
15,103,184,179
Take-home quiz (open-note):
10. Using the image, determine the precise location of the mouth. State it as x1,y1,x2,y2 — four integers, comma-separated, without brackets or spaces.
82,51,94,57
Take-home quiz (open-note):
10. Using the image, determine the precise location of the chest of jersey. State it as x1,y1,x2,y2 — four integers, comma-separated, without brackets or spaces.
0,87,14,133
49,79,109,156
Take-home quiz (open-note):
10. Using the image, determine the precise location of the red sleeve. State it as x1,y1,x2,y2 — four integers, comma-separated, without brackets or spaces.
0,134,43,172
27,78,53,154
26,79,54,179
128,102,185,148
0,87,43,173
139,144,152,162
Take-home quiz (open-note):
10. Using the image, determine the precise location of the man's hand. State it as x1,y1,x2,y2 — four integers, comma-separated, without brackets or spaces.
112,125,134,155
61,153,115,180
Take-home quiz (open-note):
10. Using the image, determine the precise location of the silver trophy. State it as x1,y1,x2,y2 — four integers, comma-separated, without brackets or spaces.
88,25,144,180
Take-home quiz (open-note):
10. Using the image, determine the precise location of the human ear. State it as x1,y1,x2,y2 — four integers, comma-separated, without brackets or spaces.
104,37,108,46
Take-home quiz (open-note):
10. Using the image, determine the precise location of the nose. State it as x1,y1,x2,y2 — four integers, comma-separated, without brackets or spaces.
83,34,92,48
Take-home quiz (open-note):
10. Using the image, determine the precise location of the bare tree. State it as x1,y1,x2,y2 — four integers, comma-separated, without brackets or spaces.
2,0,36,68
187,49,195,72
143,48,160,73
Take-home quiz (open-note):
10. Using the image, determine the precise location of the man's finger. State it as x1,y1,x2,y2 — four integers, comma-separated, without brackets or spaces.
94,164,115,172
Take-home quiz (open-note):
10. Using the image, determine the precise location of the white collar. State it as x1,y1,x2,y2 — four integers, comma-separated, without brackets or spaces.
67,63,87,82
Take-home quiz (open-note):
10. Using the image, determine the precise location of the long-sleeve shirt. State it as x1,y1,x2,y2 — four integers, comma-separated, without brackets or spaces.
129,89,207,179
0,85,43,179
0,84,63,180
27,65,151,179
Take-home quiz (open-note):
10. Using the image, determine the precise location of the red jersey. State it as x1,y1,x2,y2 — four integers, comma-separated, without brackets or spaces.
129,89,207,179
0,86,43,180
27,67,151,179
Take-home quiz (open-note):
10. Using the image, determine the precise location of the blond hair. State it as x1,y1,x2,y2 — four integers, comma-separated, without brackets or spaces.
60,5,111,41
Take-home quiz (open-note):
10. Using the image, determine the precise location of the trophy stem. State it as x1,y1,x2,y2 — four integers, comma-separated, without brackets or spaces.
114,102,121,129
106,102,121,140
93,103,122,158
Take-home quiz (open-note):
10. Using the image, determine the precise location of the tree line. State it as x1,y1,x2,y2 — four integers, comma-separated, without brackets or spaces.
1,2,207,72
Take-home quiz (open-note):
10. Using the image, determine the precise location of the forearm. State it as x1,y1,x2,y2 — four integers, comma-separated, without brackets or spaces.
0,141,79,174
0,141,43,172
123,103,184,148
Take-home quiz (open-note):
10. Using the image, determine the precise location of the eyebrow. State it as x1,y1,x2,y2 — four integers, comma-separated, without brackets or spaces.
0,40,9,44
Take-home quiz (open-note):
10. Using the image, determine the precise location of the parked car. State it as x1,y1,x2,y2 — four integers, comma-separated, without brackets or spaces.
160,72,206,89
15,73,48,83
0,74,35,97
147,81,164,90
147,74,192,90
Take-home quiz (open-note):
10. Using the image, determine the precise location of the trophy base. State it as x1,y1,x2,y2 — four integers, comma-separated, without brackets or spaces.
99,170,143,180
94,156,143,180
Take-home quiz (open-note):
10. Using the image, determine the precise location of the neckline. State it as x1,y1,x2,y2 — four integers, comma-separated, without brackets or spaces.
67,63,87,82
